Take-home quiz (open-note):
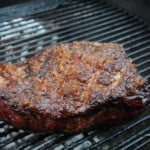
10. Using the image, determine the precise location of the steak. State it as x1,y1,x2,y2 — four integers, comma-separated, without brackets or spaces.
0,41,149,133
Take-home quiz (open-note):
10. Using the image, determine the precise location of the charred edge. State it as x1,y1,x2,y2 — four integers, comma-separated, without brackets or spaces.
0,97,146,133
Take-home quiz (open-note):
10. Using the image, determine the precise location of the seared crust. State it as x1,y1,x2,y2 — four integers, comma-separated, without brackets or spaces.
0,41,149,133
0,99,146,133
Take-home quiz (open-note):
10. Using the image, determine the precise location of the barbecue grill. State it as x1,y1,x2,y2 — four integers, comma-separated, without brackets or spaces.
0,0,150,149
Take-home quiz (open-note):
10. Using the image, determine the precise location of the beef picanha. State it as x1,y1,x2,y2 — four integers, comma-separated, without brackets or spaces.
0,41,149,133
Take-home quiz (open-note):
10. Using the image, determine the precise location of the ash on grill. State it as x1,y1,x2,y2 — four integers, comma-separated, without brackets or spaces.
0,0,150,150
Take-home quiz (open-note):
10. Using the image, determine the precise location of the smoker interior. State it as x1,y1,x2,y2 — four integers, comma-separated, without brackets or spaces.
0,0,150,149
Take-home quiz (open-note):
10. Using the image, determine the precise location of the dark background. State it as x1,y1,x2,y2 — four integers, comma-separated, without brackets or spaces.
0,0,150,23
108,0,150,23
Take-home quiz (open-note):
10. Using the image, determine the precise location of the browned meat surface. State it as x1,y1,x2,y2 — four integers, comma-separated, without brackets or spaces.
0,41,149,133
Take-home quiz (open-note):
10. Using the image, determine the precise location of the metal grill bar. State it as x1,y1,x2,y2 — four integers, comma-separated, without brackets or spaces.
0,122,5,127
128,45,150,56
0,5,120,48
112,127,150,150
126,40,150,51
1,22,149,59
63,18,141,42
16,134,48,150
2,14,134,48
0,15,133,61
123,134,149,150
137,59,150,68
134,139,150,150
0,132,27,147
35,134,70,150
0,13,135,62
0,2,108,40
0,127,16,137
0,0,79,24
132,52,149,62
0,1,102,35
0,5,117,49
88,23,145,42
0,1,81,27
65,116,150,150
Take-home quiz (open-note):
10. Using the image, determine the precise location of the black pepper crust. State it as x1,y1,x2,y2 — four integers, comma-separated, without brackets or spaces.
0,41,149,133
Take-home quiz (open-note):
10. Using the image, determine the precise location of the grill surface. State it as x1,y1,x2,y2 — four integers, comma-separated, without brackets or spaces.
0,0,150,150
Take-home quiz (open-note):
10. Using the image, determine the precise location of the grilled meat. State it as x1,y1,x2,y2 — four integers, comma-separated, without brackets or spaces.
0,41,149,133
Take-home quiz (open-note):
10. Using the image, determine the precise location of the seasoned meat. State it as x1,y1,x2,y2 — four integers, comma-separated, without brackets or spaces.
0,41,149,133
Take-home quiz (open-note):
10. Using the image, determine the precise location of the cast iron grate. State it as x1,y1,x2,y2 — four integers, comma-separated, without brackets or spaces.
0,0,150,150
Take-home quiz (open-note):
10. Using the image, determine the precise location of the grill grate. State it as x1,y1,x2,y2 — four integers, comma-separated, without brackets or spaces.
0,0,150,150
